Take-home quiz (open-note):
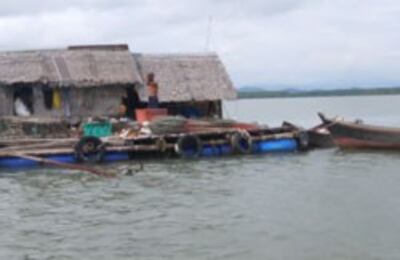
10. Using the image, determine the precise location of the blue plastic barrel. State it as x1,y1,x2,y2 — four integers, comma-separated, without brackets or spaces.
201,145,220,157
104,152,130,162
253,138,298,153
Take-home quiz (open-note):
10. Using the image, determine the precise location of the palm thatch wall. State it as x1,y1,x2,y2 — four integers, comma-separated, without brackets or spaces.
0,86,13,116
0,45,141,117
31,86,127,118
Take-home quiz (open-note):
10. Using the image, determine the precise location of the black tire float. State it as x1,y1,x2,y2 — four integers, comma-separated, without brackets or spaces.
230,131,253,154
175,135,202,158
74,136,106,163
296,131,309,151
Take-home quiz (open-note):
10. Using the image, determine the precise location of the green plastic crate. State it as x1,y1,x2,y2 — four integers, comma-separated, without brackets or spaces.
83,122,112,137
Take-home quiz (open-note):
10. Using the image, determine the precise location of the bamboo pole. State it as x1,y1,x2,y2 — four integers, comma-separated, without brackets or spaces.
12,153,115,178
0,140,75,153
0,138,79,146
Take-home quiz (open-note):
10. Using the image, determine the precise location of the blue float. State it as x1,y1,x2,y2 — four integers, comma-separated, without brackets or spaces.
200,138,298,157
253,138,298,154
0,152,131,169
0,139,298,170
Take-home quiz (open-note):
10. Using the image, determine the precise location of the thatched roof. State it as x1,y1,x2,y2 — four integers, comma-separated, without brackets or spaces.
0,45,142,87
0,44,237,101
133,53,237,102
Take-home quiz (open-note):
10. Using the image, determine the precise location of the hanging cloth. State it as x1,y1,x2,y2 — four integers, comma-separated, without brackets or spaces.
14,98,31,117
61,88,71,118
53,88,62,109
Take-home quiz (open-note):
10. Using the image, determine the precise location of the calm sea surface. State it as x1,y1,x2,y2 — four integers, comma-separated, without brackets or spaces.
1,95,400,260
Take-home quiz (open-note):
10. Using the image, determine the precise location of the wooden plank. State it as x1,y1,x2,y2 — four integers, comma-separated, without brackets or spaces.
0,148,74,157
0,140,75,153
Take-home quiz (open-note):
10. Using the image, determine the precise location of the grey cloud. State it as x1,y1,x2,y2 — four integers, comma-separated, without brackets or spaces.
152,0,313,25
0,0,400,88
0,0,137,16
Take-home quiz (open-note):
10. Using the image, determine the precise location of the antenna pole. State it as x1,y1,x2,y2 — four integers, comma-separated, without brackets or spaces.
205,16,213,52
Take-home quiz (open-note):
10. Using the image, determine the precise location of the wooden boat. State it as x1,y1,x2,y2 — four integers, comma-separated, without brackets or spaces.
307,125,335,149
319,113,400,150
282,120,335,149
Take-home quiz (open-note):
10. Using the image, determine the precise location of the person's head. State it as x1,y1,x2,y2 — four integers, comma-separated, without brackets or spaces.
147,72,155,83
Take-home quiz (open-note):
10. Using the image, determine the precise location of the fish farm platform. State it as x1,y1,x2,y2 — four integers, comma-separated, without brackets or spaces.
0,127,307,170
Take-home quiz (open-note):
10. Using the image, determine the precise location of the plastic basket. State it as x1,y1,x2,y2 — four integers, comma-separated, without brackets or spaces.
83,122,112,137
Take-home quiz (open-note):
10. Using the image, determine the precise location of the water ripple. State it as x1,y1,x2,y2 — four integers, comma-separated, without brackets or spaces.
1,148,400,259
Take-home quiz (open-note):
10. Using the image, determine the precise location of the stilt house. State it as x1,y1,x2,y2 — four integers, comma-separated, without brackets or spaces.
0,44,236,120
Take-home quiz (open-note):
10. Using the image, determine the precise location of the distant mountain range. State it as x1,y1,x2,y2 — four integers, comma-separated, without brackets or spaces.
239,85,303,92
237,86,400,99
238,86,266,92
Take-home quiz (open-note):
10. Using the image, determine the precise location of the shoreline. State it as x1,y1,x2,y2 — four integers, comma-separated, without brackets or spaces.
238,88,400,99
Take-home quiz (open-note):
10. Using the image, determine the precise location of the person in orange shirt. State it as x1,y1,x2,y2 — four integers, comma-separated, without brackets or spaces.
147,72,159,108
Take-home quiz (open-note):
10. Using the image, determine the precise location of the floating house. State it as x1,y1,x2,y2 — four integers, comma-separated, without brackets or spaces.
0,45,307,171
0,44,236,120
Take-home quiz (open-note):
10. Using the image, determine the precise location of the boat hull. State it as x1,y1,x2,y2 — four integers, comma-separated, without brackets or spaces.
328,121,400,149
307,128,335,148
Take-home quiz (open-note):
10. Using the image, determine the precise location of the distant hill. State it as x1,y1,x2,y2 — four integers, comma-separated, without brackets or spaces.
239,85,302,92
238,86,267,92
237,87,400,99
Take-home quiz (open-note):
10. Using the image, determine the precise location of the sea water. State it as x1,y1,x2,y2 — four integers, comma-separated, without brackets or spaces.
1,95,400,259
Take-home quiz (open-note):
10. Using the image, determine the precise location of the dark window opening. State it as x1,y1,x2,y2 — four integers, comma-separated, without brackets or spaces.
121,86,143,119
42,86,53,110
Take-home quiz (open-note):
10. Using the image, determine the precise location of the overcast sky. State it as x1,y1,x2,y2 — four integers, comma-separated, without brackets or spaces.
0,0,399,89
